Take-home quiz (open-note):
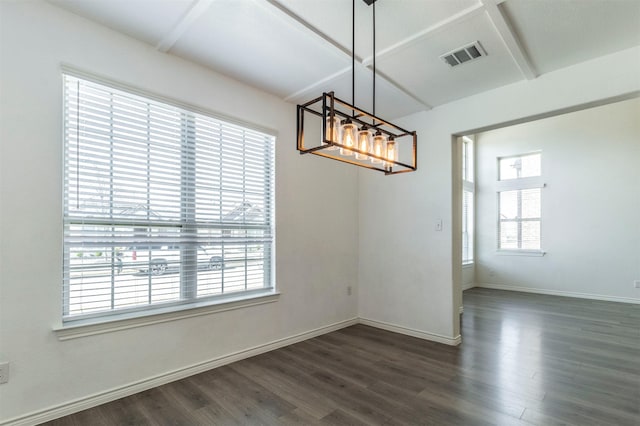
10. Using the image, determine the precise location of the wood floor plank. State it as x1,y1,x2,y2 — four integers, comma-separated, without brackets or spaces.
188,367,291,424
42,288,640,425
229,358,334,420
319,409,370,426
130,387,201,425
415,383,526,426
277,408,320,426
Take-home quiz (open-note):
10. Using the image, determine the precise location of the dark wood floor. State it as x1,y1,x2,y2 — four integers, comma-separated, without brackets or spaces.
44,288,640,425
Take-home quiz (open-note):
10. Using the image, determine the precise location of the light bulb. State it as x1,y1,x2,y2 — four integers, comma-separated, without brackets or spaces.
371,132,387,164
323,116,340,151
340,121,356,156
386,138,398,165
356,127,372,160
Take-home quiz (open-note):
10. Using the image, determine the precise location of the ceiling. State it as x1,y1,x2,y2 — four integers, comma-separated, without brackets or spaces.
48,0,640,119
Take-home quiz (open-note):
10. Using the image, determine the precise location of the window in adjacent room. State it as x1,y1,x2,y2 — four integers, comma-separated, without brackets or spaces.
498,152,541,181
62,73,275,323
497,152,543,251
462,136,474,264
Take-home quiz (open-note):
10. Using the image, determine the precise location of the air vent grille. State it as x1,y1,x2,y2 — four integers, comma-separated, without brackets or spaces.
440,41,486,67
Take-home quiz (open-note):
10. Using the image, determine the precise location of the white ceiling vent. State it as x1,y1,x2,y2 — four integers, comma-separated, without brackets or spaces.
440,41,486,67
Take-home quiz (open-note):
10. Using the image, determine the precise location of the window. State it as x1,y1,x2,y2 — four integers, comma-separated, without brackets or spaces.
462,136,474,264
462,190,474,263
499,152,541,180
63,74,275,323
497,152,542,251
498,188,541,249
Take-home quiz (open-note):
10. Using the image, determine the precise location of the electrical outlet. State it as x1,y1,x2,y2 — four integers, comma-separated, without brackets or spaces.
0,362,9,384
347,286,352,296
435,219,443,231
634,280,640,289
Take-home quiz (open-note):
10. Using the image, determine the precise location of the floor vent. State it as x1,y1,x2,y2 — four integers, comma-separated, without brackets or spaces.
440,41,486,67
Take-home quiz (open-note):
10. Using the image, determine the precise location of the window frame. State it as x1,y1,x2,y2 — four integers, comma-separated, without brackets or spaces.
60,68,277,329
497,151,542,181
461,136,474,265
495,152,545,255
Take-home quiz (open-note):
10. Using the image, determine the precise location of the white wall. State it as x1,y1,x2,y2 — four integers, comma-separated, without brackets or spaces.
462,265,475,290
474,98,640,303
358,44,640,341
2,1,640,422
0,1,358,422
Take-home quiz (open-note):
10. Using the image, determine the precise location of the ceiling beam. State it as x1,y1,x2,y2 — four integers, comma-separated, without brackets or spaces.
156,0,215,52
373,68,433,110
284,63,432,110
284,67,350,102
361,3,485,67
481,0,537,80
262,0,352,58
264,0,430,110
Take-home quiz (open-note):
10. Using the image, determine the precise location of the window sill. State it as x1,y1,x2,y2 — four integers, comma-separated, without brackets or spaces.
496,250,545,257
54,291,280,341
462,262,474,268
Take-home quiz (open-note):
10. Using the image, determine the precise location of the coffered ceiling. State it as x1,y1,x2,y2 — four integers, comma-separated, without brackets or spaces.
48,0,640,119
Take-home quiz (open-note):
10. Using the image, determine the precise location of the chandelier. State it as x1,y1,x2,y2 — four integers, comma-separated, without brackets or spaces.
296,0,417,175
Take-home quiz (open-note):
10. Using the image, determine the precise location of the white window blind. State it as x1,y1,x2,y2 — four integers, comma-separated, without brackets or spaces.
462,136,474,264
63,74,275,322
462,190,474,263
462,136,474,183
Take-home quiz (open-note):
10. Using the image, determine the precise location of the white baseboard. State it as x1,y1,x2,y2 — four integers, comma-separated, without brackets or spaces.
2,318,358,426
358,317,461,346
476,283,640,304
462,282,476,291
3,316,463,425
6,281,636,425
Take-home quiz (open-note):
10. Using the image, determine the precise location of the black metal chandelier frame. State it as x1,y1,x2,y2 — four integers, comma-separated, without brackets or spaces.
295,0,418,175
296,92,417,174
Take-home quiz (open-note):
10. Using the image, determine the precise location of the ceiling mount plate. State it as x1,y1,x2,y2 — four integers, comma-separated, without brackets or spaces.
363,0,377,5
